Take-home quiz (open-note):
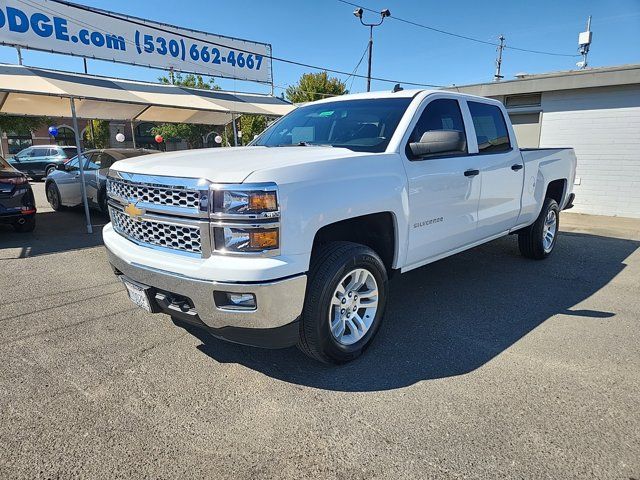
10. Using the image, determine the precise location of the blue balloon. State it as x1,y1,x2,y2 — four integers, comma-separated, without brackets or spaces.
48,126,58,137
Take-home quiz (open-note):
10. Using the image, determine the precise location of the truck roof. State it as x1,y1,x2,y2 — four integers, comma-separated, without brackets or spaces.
312,89,440,104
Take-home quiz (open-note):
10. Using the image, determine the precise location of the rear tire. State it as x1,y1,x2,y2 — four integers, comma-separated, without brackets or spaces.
13,215,35,233
518,198,560,260
46,182,63,211
45,165,56,178
297,241,388,364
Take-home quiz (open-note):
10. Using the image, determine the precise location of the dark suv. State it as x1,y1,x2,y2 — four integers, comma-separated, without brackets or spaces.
9,145,77,180
0,156,36,232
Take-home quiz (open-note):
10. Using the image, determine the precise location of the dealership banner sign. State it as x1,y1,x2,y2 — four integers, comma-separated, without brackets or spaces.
0,0,273,83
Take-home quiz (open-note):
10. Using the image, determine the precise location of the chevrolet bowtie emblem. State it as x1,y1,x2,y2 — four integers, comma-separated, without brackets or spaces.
124,202,144,220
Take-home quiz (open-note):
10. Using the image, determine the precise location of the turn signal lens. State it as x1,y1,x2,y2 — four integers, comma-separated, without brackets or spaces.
214,226,280,253
249,229,279,249
248,192,277,212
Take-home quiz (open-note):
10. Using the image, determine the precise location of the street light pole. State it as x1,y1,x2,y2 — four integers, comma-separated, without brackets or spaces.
353,8,391,92
366,25,373,92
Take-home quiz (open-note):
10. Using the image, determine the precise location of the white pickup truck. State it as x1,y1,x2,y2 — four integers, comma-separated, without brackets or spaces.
104,89,576,364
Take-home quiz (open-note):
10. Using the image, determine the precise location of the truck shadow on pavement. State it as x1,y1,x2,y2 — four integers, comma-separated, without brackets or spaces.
0,210,108,259
178,231,639,392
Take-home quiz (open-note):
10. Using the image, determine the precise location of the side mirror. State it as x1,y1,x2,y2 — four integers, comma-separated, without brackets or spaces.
56,163,67,171
409,130,466,158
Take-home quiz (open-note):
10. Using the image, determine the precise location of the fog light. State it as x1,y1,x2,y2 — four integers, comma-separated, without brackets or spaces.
214,291,257,310
228,293,255,307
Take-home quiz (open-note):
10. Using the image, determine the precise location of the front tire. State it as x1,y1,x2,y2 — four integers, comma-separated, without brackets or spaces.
518,198,560,260
298,242,388,364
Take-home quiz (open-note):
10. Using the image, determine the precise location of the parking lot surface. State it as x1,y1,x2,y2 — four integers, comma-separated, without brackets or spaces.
1,185,639,479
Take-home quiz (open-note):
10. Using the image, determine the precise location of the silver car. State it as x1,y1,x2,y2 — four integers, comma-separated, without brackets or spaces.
45,148,155,214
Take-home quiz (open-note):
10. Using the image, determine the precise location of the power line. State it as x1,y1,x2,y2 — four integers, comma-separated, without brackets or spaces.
337,0,579,58
346,42,370,91
44,0,443,88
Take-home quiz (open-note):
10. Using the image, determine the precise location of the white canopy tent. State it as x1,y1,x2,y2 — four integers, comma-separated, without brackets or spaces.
0,63,295,232
0,64,293,123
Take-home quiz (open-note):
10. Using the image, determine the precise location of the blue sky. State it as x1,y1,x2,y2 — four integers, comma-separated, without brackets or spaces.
0,0,639,95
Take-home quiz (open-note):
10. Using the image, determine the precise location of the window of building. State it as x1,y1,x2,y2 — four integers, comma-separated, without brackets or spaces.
468,101,511,154
505,93,542,108
7,131,33,154
56,127,76,146
134,122,160,150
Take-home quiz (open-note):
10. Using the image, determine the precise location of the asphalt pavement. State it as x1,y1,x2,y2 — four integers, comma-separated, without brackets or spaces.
0,183,638,479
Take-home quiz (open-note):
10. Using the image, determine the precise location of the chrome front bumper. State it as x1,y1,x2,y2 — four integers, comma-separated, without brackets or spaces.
106,247,307,331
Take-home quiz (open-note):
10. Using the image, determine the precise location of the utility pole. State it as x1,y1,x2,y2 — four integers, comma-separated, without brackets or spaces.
169,67,175,84
494,35,505,81
16,47,23,65
353,7,391,92
578,16,592,69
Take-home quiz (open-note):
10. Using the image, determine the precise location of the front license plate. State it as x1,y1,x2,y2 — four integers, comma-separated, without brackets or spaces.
122,279,152,312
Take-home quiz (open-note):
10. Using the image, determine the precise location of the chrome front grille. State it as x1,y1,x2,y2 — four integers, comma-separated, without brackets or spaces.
107,178,201,210
109,207,203,255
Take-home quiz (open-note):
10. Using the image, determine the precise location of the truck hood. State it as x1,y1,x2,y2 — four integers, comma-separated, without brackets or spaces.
111,146,368,183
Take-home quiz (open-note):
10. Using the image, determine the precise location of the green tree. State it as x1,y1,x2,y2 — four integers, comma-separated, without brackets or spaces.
82,120,110,149
159,72,219,90
152,73,221,148
285,72,347,103
0,115,50,136
239,115,268,145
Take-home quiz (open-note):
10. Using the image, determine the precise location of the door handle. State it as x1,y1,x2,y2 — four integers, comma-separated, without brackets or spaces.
511,164,524,171
464,169,480,177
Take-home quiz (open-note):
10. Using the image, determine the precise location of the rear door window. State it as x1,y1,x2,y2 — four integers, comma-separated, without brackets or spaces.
86,153,105,170
66,154,91,171
98,153,116,169
30,148,49,157
467,101,511,154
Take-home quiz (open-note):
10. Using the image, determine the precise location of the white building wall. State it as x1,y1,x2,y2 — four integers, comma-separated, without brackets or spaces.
539,85,640,218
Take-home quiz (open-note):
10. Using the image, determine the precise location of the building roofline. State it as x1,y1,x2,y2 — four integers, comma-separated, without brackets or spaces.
446,63,640,97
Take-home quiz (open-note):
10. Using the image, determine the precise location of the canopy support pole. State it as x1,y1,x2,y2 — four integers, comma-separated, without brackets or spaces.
130,121,137,148
231,113,238,147
70,97,93,234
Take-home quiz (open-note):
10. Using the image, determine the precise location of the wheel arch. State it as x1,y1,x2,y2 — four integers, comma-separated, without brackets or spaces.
310,211,399,273
545,178,567,206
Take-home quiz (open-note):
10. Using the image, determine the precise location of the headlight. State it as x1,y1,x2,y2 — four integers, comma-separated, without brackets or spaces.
213,225,279,253
212,185,278,217
210,183,280,255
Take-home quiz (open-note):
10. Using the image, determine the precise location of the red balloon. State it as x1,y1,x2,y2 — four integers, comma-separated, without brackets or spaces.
154,134,164,143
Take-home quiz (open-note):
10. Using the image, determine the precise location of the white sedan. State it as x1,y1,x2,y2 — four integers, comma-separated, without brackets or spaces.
45,148,155,214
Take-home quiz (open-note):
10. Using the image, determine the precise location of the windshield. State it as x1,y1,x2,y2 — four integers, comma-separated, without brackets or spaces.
253,98,413,153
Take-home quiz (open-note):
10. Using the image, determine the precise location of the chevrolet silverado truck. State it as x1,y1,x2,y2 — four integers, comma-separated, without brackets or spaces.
103,89,576,364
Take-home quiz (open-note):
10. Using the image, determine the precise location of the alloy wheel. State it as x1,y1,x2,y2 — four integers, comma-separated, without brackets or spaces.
328,268,379,346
